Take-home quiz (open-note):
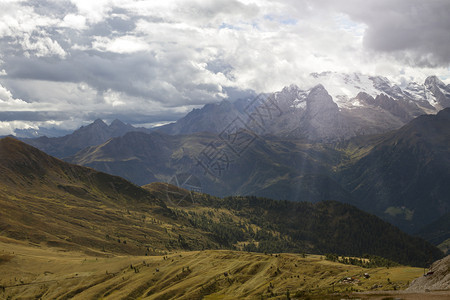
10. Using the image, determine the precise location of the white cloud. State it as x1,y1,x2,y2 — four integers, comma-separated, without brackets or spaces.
92,36,148,53
61,14,87,30
21,34,67,58
69,0,113,24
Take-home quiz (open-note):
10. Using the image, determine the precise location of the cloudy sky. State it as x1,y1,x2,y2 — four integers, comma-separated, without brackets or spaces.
0,0,449,135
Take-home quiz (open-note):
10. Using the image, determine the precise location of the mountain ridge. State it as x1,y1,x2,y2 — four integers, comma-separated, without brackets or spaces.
156,73,450,141
21,118,152,158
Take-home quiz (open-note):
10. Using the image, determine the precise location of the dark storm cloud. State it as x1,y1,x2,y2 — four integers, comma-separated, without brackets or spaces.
319,0,450,67
3,49,222,107
0,111,72,122
4,51,159,99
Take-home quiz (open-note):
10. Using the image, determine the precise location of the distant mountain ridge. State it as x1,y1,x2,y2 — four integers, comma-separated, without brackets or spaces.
22,119,151,158
157,73,450,141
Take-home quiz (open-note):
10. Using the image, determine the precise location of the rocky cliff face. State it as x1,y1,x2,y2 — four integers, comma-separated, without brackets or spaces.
155,72,450,142
407,255,450,292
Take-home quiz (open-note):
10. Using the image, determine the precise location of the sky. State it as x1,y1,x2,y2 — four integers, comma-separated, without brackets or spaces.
0,0,450,135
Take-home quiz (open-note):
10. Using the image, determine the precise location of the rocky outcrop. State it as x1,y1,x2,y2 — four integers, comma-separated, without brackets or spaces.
407,255,450,292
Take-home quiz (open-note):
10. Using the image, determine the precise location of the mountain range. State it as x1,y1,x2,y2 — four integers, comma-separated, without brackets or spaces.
156,73,450,141
16,72,450,246
22,119,151,158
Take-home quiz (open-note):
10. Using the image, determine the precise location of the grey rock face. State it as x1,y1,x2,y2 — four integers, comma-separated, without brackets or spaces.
155,73,450,141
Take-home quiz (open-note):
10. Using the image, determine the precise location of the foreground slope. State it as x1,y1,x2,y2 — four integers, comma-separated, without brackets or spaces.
407,255,450,292
0,137,216,255
3,239,443,300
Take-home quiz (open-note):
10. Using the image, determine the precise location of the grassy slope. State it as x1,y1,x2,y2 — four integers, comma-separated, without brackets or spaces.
0,238,426,300
0,137,221,255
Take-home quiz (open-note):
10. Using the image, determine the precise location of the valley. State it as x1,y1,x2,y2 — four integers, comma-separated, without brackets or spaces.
61,108,450,237
0,137,447,298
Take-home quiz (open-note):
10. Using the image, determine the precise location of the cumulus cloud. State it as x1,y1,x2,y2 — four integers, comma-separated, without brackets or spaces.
0,0,449,135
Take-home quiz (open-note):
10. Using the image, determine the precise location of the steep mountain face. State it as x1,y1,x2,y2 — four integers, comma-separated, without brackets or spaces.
424,75,450,108
339,108,450,233
417,212,450,248
22,119,151,158
156,73,450,141
68,131,351,203
69,131,179,185
157,100,245,135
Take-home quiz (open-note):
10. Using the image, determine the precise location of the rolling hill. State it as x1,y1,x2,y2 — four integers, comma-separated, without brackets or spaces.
0,241,435,300
67,130,350,202
0,136,216,255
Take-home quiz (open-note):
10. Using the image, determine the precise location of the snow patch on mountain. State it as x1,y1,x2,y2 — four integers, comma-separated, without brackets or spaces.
304,72,448,111
307,72,380,108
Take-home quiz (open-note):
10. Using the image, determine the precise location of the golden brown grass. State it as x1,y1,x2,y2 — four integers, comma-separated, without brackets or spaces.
0,238,432,300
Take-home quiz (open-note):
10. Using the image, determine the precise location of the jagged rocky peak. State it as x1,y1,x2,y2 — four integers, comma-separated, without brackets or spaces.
281,83,302,93
110,119,126,127
424,75,445,87
307,84,335,104
90,118,108,128
306,84,338,116
354,91,375,104
405,81,422,91
369,75,391,89
274,84,308,110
